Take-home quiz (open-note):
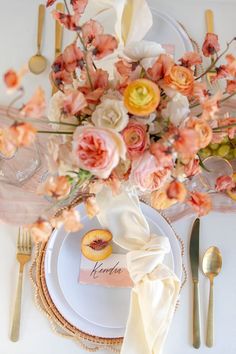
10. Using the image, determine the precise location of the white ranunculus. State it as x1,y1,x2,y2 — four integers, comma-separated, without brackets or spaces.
124,40,165,62
162,93,190,127
91,98,129,132
47,91,78,131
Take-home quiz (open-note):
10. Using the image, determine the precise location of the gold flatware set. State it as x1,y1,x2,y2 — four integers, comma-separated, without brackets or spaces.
10,228,32,342
190,218,223,349
28,3,64,76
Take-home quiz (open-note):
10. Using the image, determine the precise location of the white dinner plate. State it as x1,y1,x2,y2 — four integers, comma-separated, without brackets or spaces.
146,8,193,58
92,7,193,59
44,202,182,339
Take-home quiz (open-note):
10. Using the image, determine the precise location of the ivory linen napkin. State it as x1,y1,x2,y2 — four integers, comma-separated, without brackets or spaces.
96,186,180,354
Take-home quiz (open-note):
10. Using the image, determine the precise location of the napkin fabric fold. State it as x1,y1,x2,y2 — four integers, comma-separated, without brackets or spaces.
96,186,180,354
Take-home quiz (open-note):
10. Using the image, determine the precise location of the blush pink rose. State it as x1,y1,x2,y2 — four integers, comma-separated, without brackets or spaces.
130,151,171,192
122,121,148,158
73,127,126,179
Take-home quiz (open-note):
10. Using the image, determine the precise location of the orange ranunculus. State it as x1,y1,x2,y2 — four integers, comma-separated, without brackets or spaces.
164,65,194,96
123,79,160,116
186,118,213,149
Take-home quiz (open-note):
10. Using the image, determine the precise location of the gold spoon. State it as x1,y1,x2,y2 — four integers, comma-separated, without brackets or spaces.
28,4,47,74
202,246,222,347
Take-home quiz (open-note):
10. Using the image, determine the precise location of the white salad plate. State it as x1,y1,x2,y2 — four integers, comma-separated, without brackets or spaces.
44,202,182,339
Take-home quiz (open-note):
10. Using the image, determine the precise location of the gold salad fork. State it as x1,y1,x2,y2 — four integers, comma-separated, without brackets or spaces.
10,228,32,342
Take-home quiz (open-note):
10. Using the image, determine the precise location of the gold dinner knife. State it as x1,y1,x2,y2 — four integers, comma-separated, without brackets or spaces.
190,218,201,349
52,2,64,95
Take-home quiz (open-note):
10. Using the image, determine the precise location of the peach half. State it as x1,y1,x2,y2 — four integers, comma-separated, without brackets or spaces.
227,173,236,201
81,229,113,261
124,78,160,116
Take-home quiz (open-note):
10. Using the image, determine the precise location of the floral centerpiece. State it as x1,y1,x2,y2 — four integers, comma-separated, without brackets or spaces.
1,0,236,241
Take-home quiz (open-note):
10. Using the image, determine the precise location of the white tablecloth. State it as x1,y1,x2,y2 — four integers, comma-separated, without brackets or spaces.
1,1,236,353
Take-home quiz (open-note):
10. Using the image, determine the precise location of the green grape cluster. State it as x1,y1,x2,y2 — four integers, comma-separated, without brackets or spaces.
199,137,236,161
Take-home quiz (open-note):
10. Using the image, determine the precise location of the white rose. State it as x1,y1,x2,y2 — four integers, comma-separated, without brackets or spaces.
47,91,78,131
162,93,190,126
91,98,129,132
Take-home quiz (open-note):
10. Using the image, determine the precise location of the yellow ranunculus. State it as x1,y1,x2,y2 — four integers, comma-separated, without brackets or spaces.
124,79,160,116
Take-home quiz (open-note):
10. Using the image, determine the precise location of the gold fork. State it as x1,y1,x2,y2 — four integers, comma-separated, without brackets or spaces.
10,228,32,342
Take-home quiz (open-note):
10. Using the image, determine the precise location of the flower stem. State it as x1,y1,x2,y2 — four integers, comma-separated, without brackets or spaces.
213,123,236,132
63,0,70,15
6,87,24,119
220,92,236,104
38,130,73,135
195,38,236,81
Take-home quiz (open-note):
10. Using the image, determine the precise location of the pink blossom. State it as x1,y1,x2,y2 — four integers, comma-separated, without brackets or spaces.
147,54,174,82
150,141,173,168
174,128,200,158
71,0,88,14
202,33,220,57
166,181,187,202
82,19,103,45
215,175,234,192
37,175,71,200
62,43,84,72
92,35,118,60
226,80,236,94
187,192,212,216
8,122,37,147
85,197,100,218
130,151,171,192
63,90,87,115
52,11,80,31
21,87,46,118
122,121,148,159
30,219,52,243
225,54,236,77
179,51,202,68
201,92,222,120
183,158,201,178
73,126,126,179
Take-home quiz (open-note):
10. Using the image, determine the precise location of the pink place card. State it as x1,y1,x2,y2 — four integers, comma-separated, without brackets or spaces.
79,254,133,288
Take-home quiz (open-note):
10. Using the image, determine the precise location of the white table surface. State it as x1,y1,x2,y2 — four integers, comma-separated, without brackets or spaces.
1,1,236,353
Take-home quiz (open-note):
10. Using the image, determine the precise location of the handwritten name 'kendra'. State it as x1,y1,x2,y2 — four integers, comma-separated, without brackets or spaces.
90,261,123,279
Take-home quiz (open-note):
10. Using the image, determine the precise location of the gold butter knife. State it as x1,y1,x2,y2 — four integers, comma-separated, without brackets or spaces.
52,2,64,95
205,9,218,87
190,218,201,349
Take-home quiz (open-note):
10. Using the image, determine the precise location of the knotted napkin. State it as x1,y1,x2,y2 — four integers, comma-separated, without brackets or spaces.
96,186,180,354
